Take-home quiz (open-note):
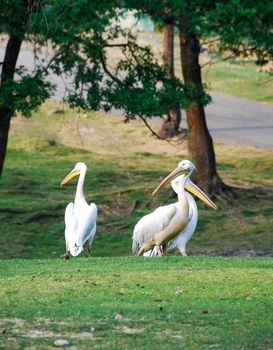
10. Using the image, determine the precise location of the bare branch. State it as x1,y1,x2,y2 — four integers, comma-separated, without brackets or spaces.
137,114,178,149
200,53,237,68
105,41,129,48
38,0,49,31
100,51,126,86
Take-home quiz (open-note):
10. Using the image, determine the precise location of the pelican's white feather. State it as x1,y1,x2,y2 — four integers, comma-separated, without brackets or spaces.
64,202,75,248
132,203,177,254
61,162,97,258
77,203,97,248
68,202,97,257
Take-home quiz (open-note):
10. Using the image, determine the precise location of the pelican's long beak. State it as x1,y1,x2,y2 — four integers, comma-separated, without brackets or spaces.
60,169,81,186
185,179,217,210
152,167,188,196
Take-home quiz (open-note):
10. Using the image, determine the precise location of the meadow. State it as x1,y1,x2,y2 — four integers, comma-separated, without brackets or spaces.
1,103,273,259
0,103,273,349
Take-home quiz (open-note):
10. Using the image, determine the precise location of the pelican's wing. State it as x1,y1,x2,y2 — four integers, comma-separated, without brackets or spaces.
64,202,76,245
132,203,177,254
77,203,97,246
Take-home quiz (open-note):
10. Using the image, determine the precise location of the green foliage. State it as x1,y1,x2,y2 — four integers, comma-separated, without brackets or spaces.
206,1,273,65
0,69,53,117
0,0,29,37
1,0,204,123
1,0,272,121
0,0,273,128
127,0,273,69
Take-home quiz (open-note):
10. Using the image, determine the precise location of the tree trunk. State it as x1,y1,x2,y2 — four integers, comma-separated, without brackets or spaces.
0,35,23,178
159,23,182,139
179,25,229,195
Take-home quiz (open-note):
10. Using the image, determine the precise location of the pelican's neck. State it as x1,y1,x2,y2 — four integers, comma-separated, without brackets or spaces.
75,168,86,203
176,175,190,221
177,174,189,202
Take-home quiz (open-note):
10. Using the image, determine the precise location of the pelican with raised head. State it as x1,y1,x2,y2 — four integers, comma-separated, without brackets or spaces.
60,162,97,259
132,160,217,256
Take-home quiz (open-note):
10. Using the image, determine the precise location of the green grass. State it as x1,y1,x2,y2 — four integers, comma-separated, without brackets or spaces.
201,60,273,103
1,102,273,259
0,257,272,350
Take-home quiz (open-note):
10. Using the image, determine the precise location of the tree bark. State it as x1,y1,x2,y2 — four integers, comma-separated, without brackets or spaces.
159,23,182,139
179,25,229,195
0,35,23,178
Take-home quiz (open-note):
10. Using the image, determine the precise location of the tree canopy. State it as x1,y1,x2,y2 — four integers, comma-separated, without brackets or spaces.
0,0,199,177
127,0,273,67
1,0,272,182
1,0,208,121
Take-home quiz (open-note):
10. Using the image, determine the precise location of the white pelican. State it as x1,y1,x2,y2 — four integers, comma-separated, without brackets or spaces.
132,160,217,256
60,162,97,259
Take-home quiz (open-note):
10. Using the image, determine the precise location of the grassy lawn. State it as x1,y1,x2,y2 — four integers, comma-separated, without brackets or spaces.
0,257,272,350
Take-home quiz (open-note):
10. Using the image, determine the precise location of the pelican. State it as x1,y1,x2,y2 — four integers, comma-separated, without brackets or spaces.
143,175,216,257
132,160,217,256
60,162,97,259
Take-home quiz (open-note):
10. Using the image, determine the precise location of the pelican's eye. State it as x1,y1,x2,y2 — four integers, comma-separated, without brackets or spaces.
179,161,187,169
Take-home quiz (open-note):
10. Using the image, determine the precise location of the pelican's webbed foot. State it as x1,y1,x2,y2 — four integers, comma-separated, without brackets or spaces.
60,254,70,260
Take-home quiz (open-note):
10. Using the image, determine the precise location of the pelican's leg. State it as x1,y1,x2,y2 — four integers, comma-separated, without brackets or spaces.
139,240,167,257
162,244,168,256
60,242,70,260
155,245,163,256
138,239,156,256
178,247,188,257
85,240,91,257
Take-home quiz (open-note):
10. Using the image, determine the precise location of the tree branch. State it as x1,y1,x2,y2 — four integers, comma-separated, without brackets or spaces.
137,114,178,149
200,53,237,68
105,41,129,48
100,51,126,86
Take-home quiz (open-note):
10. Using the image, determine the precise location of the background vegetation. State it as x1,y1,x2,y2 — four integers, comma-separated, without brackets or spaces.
1,102,272,259
121,32,273,103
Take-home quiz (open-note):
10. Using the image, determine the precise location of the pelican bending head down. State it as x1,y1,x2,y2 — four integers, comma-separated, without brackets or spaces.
60,162,97,259
133,160,217,256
